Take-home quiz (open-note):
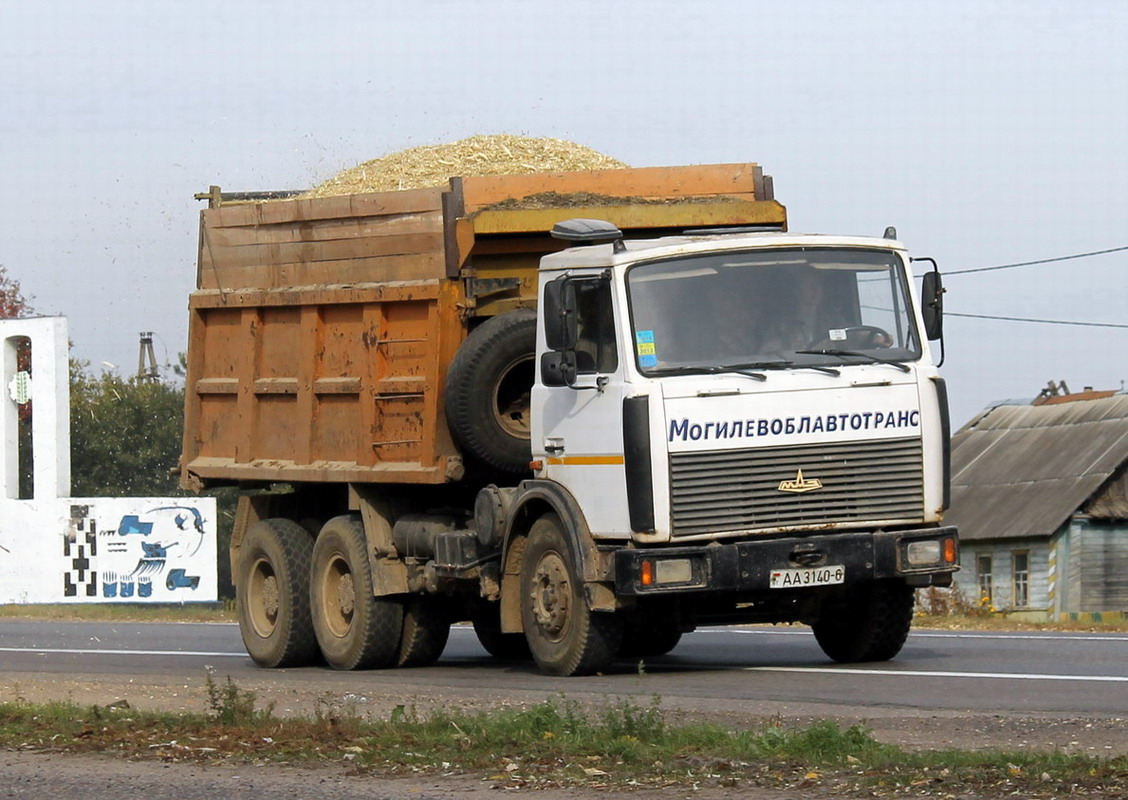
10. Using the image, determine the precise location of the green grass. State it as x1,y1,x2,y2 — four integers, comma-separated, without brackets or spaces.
0,681,1122,796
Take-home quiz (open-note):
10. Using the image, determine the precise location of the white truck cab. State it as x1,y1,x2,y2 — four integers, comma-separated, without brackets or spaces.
519,220,956,668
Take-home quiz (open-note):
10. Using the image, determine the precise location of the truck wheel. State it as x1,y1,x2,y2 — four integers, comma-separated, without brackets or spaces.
396,596,451,668
310,515,404,670
520,513,622,676
445,309,537,473
811,580,915,663
236,518,319,668
619,620,683,659
471,600,531,660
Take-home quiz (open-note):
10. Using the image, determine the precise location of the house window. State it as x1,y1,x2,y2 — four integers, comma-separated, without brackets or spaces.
976,554,993,607
1013,551,1030,608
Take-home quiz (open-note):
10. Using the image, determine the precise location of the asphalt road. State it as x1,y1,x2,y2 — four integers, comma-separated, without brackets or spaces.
2,620,1127,798
1,619,1125,718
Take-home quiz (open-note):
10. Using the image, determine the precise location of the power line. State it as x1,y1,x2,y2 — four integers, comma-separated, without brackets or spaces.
945,244,1128,275
947,311,1128,329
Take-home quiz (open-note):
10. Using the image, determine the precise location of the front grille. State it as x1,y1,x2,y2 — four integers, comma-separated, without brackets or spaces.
669,437,923,537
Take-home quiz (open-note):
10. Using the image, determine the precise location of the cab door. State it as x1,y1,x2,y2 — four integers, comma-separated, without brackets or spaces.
532,275,632,538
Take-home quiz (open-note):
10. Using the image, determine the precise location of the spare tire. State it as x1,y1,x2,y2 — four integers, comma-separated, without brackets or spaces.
445,309,537,473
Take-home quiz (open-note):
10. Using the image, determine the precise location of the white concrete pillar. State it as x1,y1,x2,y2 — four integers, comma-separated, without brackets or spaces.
0,317,70,499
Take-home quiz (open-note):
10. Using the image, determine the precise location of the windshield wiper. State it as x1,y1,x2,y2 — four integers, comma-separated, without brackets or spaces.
738,358,841,377
654,364,767,381
794,349,912,373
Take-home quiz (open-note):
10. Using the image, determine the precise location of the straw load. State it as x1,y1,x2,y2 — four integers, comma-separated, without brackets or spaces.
302,134,627,198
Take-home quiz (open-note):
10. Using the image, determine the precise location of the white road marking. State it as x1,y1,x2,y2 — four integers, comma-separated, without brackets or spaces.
910,632,1128,643
5,644,1120,684
0,647,243,657
744,665,1128,682
702,627,1128,643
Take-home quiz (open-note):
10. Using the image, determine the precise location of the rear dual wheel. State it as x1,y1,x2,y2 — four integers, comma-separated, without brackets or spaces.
472,599,531,661
310,515,452,670
397,595,451,668
310,515,404,670
236,519,320,668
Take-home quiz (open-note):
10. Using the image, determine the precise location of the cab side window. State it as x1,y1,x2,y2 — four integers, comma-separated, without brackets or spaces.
572,279,618,374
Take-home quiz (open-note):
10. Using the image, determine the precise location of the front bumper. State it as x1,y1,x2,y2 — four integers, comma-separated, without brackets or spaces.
613,526,958,596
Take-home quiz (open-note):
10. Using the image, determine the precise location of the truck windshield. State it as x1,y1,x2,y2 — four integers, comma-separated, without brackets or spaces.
626,247,921,374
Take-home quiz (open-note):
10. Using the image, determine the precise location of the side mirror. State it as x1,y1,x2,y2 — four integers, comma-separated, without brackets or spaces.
543,276,578,351
540,351,577,387
921,271,944,341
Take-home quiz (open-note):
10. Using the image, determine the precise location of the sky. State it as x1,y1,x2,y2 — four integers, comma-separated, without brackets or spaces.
1,0,1125,427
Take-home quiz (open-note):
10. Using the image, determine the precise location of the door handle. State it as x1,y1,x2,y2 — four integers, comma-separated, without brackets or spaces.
544,438,565,455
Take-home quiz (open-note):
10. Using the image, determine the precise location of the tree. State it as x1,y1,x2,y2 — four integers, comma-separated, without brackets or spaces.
0,264,33,318
69,363,185,497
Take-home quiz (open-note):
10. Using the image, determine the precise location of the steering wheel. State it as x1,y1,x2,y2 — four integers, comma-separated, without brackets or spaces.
842,325,893,348
808,325,893,350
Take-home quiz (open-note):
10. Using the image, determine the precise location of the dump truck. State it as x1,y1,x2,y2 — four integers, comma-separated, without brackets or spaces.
181,163,958,676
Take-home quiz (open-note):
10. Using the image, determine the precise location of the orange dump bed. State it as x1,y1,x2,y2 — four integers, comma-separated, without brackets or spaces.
181,164,786,489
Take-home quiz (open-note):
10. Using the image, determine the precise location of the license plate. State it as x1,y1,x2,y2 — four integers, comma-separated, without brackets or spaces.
769,565,846,589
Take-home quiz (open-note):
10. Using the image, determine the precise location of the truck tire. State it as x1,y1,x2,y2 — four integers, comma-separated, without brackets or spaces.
811,580,915,663
236,518,319,668
445,309,537,473
520,513,622,676
310,515,404,670
471,600,531,660
619,621,683,659
396,596,451,668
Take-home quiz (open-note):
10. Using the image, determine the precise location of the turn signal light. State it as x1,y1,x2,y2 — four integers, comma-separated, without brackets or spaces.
943,537,957,564
640,560,654,586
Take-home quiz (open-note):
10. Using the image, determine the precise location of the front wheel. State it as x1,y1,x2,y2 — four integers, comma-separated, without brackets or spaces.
811,580,914,663
310,515,404,670
235,519,319,668
619,620,683,660
520,514,621,676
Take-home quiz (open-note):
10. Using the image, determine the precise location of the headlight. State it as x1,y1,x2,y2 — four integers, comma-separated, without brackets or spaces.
906,539,942,566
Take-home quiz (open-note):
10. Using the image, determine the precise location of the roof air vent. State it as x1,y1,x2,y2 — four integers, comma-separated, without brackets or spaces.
550,218,624,247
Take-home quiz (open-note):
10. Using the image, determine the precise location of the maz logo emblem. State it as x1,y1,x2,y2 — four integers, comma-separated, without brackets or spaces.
778,469,823,494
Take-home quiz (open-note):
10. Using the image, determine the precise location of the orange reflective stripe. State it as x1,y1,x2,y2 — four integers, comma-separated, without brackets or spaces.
544,455,625,466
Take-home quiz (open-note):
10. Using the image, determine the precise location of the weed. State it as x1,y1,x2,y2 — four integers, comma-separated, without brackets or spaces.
203,667,273,725
313,692,366,738
601,694,666,740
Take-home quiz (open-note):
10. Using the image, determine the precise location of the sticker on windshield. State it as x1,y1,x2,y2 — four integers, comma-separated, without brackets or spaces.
636,330,658,367
829,328,847,341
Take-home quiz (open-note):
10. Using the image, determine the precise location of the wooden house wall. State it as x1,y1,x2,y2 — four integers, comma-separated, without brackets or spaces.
954,540,1051,612
962,518,1128,616
1068,518,1128,612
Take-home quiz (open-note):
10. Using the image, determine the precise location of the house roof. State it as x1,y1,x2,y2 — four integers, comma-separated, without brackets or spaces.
946,392,1128,542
